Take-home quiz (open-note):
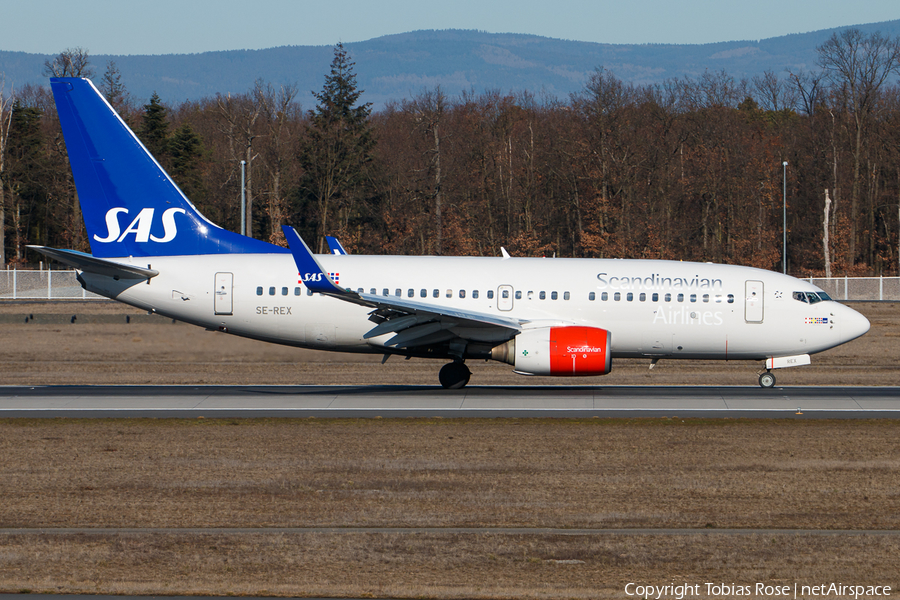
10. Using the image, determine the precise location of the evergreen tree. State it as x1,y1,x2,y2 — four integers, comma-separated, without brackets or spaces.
6,101,49,259
168,123,207,206
138,92,169,162
100,60,129,113
297,42,375,252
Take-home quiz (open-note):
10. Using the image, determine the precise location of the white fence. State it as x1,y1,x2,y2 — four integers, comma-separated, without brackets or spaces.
2,268,900,302
808,277,900,302
0,268,103,300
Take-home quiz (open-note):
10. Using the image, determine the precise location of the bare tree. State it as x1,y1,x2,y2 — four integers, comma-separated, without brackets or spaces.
42,48,94,78
817,28,900,263
787,68,826,116
0,76,14,265
253,79,300,245
403,87,448,254
216,92,262,237
751,70,796,112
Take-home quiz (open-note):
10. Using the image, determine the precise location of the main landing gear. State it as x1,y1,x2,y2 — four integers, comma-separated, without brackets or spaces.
439,361,471,389
758,371,776,388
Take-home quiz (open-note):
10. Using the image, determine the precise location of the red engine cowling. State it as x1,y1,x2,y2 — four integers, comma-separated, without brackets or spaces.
491,326,612,376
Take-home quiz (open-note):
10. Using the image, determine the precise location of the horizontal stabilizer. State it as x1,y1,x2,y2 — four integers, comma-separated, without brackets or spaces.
28,246,159,279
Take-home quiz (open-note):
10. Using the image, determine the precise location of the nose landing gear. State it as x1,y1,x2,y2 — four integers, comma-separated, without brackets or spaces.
758,371,776,388
439,361,471,389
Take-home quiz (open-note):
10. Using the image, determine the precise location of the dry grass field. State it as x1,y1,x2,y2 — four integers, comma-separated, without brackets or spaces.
0,301,899,598
0,300,897,386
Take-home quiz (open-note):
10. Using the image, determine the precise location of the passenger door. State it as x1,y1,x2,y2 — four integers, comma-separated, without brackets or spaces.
214,272,233,315
744,280,764,323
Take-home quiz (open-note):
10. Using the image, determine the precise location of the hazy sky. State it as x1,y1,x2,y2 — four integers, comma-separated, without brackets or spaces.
2,0,898,55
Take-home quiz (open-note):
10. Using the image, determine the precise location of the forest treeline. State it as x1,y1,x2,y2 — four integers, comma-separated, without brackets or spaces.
2,30,900,277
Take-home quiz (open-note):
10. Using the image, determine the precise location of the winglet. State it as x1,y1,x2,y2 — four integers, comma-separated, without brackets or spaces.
325,236,348,255
282,226,346,295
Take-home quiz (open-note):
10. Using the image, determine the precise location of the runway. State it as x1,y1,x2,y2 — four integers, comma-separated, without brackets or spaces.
0,384,898,418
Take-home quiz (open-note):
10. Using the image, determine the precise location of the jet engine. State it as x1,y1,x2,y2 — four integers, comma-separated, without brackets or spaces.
491,326,612,376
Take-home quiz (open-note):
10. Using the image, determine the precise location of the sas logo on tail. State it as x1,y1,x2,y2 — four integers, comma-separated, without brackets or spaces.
94,207,187,243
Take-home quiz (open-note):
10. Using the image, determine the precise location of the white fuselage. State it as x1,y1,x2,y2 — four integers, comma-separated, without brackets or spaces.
79,253,870,363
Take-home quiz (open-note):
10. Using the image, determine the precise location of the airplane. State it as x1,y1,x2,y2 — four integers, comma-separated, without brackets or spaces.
32,77,871,389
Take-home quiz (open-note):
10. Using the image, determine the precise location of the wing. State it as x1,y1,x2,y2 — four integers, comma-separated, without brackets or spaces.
282,226,522,356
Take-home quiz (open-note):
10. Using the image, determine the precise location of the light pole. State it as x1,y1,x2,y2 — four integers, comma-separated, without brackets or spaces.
782,161,788,274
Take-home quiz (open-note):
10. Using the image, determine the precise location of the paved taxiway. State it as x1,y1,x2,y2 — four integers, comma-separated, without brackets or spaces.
0,385,898,418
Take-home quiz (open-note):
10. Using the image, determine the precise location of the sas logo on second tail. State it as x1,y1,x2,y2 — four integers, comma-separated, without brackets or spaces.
298,272,340,285
94,207,187,244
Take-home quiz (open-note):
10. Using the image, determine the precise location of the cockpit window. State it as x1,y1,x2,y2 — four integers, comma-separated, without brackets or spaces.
793,291,829,304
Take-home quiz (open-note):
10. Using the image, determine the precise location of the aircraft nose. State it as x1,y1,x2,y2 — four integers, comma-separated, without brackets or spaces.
839,305,870,344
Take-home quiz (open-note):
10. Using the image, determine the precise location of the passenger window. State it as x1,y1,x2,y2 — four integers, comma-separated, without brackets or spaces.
358,288,364,294
677,293,684,302
294,287,301,296
601,292,608,301
564,291,570,300
408,289,414,298
727,294,735,304
307,288,313,296
281,287,288,296
715,295,723,303
551,291,558,300
690,294,696,302
256,286,263,296
639,293,646,302
487,290,494,299
433,289,439,298
383,288,389,296
473,290,479,299
614,292,621,301
664,293,672,302
626,292,633,302
420,289,427,298
515,291,522,300
540,291,546,300
370,288,376,295
395,289,401,297
703,294,710,303
460,290,466,298
589,292,596,301
446,289,452,298
652,293,659,302
269,286,276,296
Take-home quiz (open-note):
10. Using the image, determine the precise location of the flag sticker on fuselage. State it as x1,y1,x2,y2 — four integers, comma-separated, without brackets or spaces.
805,317,829,324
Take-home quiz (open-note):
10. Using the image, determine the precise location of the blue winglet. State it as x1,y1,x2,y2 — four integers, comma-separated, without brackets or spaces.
282,226,346,294
325,236,348,255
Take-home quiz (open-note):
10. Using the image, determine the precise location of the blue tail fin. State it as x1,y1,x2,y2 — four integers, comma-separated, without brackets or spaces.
50,77,284,258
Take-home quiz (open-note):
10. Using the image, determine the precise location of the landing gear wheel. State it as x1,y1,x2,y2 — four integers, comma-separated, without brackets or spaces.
439,362,471,389
759,371,776,388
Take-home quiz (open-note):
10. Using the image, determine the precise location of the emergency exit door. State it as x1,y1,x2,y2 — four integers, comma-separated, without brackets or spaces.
215,272,233,315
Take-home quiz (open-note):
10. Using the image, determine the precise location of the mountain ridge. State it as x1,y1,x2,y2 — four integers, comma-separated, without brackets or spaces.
2,21,899,110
